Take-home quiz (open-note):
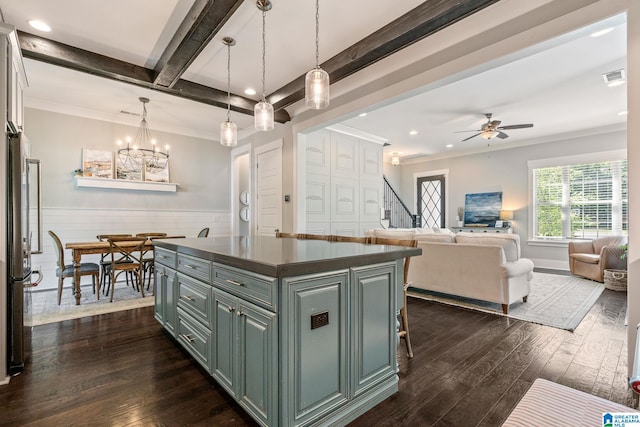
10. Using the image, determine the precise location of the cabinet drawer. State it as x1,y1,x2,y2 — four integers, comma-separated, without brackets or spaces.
154,247,177,269
177,253,211,282
176,307,211,372
212,264,276,311
177,273,211,327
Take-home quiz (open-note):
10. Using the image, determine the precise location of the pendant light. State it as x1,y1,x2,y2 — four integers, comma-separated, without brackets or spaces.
220,37,237,147
305,0,329,109
254,0,274,131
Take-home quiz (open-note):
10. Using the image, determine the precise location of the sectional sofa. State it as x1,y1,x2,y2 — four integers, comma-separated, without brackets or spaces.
365,228,535,314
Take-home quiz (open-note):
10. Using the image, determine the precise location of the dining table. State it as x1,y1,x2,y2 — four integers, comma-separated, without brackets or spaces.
65,236,185,305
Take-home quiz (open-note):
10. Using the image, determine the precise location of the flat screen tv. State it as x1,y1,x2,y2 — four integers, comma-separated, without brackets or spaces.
463,192,502,226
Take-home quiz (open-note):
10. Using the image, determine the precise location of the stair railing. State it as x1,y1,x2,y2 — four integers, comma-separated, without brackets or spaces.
383,176,419,228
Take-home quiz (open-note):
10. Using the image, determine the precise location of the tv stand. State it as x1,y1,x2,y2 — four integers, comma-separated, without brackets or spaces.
450,226,512,234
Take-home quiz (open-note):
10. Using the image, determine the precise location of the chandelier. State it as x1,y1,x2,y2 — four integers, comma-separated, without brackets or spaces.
116,97,169,171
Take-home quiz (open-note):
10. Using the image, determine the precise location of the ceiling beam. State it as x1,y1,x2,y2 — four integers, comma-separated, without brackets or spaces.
17,30,290,123
153,0,245,88
269,0,499,110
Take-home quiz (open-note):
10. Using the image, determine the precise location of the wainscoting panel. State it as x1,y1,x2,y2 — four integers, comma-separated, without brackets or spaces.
32,207,231,291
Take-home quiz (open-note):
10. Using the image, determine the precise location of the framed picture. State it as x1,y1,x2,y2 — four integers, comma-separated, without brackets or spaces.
463,192,503,226
144,159,170,183
495,220,504,228
82,149,113,178
116,152,143,181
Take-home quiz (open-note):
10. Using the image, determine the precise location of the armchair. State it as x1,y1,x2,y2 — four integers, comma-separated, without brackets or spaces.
568,236,627,282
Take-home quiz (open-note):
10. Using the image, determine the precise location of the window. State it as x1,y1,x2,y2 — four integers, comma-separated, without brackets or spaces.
532,159,627,239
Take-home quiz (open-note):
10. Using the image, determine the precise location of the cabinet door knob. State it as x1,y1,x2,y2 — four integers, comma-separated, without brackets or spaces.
237,310,242,317
228,306,235,313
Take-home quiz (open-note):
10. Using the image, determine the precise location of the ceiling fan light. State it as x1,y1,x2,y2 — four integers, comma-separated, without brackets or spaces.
220,120,237,147
254,100,274,131
481,130,499,140
305,68,330,109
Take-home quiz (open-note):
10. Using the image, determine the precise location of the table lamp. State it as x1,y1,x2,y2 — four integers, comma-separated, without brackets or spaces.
499,210,514,227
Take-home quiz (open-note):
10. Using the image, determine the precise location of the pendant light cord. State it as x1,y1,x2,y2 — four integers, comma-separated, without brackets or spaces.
262,9,267,102
315,0,320,69
226,42,231,121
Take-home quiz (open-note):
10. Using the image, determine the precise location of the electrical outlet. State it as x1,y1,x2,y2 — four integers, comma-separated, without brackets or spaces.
310,311,329,330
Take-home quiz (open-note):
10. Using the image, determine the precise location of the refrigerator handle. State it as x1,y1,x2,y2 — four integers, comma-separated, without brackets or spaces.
28,270,43,287
27,158,42,254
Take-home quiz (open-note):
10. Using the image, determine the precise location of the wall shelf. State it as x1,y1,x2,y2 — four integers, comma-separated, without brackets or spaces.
75,176,178,192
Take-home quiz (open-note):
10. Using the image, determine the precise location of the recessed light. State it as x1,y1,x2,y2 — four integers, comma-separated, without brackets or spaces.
590,27,614,38
358,112,367,117
409,130,418,136
244,88,256,96
446,144,454,148
28,19,51,32
618,111,628,116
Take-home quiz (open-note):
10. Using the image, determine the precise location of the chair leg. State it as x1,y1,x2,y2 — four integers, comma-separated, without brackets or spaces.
109,271,116,303
57,277,64,305
94,273,100,301
400,286,413,358
138,270,145,298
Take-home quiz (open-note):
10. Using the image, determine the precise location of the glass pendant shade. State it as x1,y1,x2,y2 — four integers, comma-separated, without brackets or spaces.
481,130,500,140
254,100,274,131
220,120,237,147
305,67,330,109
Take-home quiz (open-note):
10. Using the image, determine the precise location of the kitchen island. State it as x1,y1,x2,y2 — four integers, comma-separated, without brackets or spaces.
152,236,421,427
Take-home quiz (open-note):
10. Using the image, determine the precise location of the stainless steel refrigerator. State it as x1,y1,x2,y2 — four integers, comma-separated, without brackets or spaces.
7,132,41,375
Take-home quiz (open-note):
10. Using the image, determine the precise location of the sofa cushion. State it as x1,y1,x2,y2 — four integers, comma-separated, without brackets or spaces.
455,232,521,262
414,234,455,243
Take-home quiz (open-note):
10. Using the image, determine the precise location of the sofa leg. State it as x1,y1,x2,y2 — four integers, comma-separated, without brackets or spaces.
523,296,528,303
502,304,509,314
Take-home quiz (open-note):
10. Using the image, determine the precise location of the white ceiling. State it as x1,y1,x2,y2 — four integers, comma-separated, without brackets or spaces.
0,1,628,162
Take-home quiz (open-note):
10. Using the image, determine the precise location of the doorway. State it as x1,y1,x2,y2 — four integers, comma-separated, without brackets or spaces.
416,173,447,229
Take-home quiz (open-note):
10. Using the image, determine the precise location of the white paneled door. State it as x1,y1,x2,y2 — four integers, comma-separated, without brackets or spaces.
255,141,282,236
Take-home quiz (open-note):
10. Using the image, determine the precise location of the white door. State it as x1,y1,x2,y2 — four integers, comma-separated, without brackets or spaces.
255,141,282,236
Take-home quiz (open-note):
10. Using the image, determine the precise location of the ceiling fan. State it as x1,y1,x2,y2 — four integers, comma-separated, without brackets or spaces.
455,113,533,142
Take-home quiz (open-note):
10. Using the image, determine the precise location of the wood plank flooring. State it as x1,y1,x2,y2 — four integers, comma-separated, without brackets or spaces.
0,288,632,426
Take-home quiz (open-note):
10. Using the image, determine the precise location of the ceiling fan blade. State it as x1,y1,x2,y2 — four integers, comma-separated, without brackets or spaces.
462,132,482,142
496,131,509,139
498,123,533,130
453,129,481,133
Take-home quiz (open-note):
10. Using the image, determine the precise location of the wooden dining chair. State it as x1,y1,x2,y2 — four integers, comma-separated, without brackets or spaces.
134,233,168,290
330,235,370,243
275,232,299,238
369,236,418,358
97,234,134,295
49,231,100,305
298,233,331,241
106,236,147,302
197,227,209,237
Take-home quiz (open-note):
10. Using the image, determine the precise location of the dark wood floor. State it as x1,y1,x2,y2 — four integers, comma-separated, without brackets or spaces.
0,288,632,426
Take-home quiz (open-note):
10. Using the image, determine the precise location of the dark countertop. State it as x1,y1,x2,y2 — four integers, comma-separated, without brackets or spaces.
153,236,421,277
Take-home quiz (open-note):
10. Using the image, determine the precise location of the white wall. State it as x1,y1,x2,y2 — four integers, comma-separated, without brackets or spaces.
398,130,626,268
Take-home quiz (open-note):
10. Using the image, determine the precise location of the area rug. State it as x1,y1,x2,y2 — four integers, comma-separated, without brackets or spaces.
407,272,606,331
25,283,154,327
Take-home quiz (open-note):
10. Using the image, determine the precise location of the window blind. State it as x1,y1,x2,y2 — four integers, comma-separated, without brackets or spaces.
533,160,627,239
